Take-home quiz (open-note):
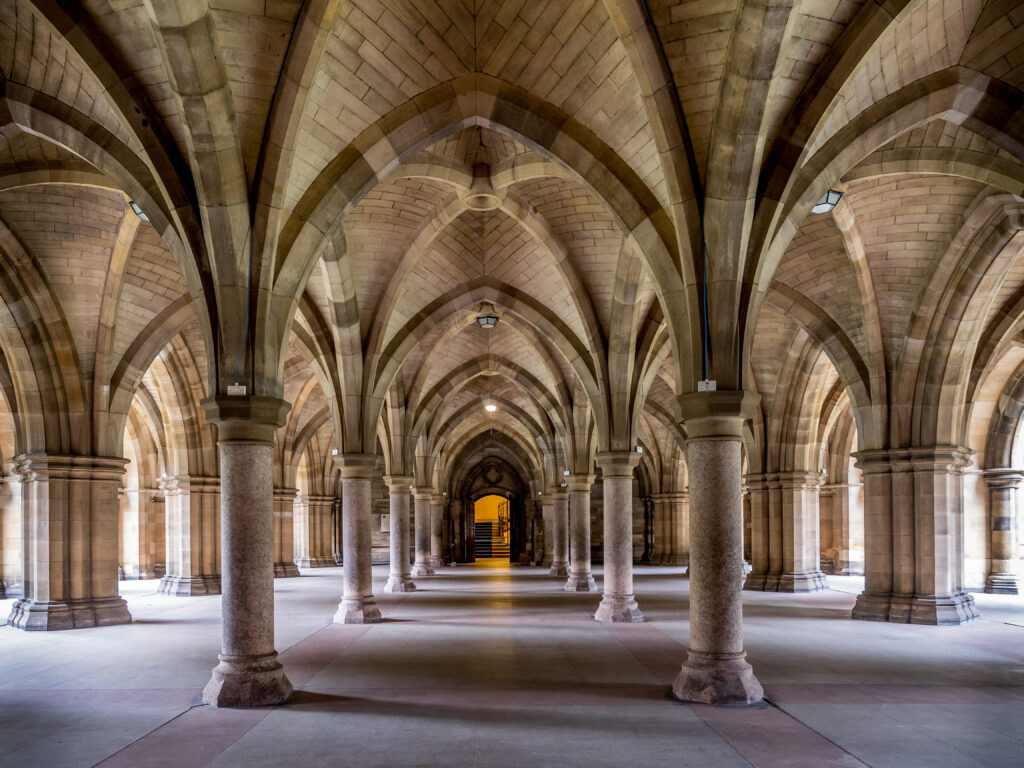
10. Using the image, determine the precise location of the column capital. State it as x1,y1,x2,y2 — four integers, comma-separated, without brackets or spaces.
201,396,289,443
273,487,298,501
650,491,688,502
158,474,220,492
550,488,569,501
678,390,760,440
983,468,1024,489
595,451,642,477
853,445,974,474
565,474,595,492
13,453,129,483
384,475,415,493
413,486,433,500
333,453,378,479
775,469,825,489
430,494,446,506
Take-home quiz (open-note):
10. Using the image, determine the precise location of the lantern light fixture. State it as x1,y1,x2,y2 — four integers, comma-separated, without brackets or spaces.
811,189,842,214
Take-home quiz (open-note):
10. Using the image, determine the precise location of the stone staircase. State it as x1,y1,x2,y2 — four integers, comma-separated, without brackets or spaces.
474,522,510,559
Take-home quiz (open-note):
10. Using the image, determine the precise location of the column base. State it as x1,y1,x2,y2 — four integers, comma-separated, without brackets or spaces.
429,556,442,569
293,557,313,568
158,575,221,596
743,572,769,591
909,592,978,625
776,570,829,593
8,596,131,631
564,573,598,592
985,573,1020,594
549,562,569,577
333,597,382,624
851,591,893,622
383,576,417,592
541,556,553,567
411,562,435,577
274,563,301,578
672,652,764,706
202,653,293,708
852,591,979,625
659,554,689,567
594,594,644,622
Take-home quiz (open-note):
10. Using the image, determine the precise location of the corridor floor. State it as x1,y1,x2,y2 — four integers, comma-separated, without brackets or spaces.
1,564,1022,768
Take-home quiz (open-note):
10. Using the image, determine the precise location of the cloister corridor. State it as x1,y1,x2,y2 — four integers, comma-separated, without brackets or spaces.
1,565,1021,768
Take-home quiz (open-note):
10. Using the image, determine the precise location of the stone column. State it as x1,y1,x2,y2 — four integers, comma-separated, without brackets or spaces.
159,475,221,595
411,487,434,577
331,496,343,565
334,455,382,622
429,494,444,568
652,491,689,566
271,488,300,578
564,474,597,591
851,450,895,621
200,396,292,707
595,452,643,622
983,469,1021,594
776,470,828,592
383,476,416,592
540,493,554,567
294,494,335,568
8,455,132,630
743,474,770,590
853,447,978,625
673,392,763,706
550,489,569,576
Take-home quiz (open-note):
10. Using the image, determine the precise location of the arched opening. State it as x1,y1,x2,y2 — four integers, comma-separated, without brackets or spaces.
473,494,510,561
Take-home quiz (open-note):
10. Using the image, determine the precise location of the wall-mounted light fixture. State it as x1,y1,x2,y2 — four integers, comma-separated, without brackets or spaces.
476,301,499,329
811,189,842,214
128,201,149,221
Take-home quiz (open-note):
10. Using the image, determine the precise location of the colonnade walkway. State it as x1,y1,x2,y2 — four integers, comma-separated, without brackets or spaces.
2,565,1022,767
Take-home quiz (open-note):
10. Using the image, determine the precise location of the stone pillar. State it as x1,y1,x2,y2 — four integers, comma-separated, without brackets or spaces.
744,474,770,590
564,474,597,591
983,469,1021,594
334,455,382,623
540,493,554,567
383,476,416,592
200,396,292,707
550,490,569,576
159,475,221,596
272,488,300,578
853,447,978,625
595,452,643,622
331,496,343,565
651,491,689,566
429,494,444,568
8,455,132,630
776,471,828,592
411,487,434,577
294,494,336,568
673,392,763,706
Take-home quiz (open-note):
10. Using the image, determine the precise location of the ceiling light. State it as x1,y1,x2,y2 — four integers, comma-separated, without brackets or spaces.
811,189,842,214
476,301,498,329
128,200,149,221
485,403,497,412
